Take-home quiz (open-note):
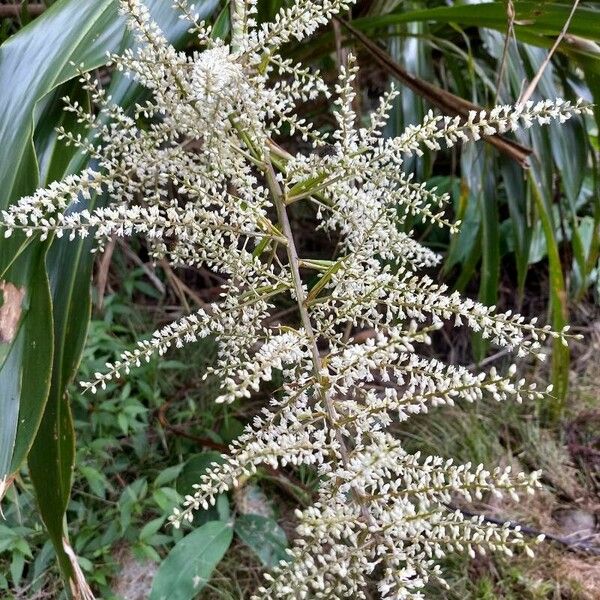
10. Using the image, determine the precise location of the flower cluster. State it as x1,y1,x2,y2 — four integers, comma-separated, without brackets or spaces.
2,0,592,598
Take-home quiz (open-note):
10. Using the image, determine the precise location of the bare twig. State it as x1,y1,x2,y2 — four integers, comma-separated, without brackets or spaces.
160,259,209,312
157,400,226,452
161,260,190,313
493,0,516,105
117,239,165,296
0,4,45,18
332,19,348,71
466,343,526,371
518,0,581,104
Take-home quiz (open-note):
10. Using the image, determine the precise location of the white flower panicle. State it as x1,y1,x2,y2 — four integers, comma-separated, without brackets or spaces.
2,0,592,597
241,0,354,56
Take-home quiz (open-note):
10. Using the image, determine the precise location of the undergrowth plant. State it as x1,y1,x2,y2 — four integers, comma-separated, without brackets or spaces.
0,0,592,597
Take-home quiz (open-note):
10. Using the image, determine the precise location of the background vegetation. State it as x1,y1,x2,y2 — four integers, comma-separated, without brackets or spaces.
0,0,598,598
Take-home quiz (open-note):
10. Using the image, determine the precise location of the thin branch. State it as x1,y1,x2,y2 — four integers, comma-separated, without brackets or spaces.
265,152,384,532
518,0,581,104
0,4,45,18
160,259,206,310
493,0,516,105
332,18,348,71
117,239,165,296
96,237,116,311
454,505,600,556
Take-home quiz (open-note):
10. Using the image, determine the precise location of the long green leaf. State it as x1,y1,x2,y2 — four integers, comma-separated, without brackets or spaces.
474,150,500,362
0,248,52,480
354,3,600,44
382,11,433,181
0,0,127,590
500,159,531,301
521,43,589,297
529,174,569,421
0,0,122,492
299,2,600,79
0,0,217,592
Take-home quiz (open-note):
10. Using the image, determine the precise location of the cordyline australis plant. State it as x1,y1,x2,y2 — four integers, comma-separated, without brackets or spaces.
2,0,592,597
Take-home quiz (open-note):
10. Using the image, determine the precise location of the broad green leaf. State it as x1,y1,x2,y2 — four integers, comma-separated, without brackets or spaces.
152,487,183,513
220,416,246,443
216,494,231,522
0,0,218,592
0,0,122,493
154,464,184,487
150,521,233,600
140,517,166,543
234,514,289,568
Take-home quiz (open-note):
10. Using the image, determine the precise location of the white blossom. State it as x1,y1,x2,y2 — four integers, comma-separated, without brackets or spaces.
1,0,592,597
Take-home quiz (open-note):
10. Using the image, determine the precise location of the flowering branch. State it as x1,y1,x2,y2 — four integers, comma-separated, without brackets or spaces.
1,0,593,597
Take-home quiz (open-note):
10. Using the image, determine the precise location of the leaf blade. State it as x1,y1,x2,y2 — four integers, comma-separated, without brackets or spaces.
150,521,233,600
234,514,289,569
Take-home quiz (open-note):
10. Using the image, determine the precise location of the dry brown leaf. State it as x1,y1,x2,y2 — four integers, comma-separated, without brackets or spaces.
0,281,25,343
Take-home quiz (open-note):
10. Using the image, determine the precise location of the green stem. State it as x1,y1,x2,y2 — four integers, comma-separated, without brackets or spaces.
264,154,380,528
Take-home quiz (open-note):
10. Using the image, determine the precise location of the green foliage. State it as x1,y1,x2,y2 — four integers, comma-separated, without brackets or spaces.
177,453,225,497
0,0,125,588
234,515,289,569
0,263,293,596
150,521,234,600
0,0,217,592
0,0,598,597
